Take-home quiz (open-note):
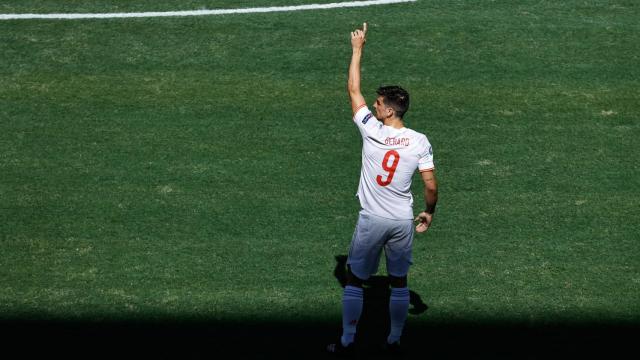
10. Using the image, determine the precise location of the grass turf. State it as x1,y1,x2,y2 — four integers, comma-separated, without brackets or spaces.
1,0,638,343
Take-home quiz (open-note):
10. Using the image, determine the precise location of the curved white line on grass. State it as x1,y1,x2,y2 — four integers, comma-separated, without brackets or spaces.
0,0,416,20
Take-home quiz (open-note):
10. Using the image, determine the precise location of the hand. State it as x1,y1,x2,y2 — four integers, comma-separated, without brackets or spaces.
414,212,433,233
351,22,367,50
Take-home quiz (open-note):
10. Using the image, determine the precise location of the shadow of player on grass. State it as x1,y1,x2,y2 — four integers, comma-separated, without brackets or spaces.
331,255,428,357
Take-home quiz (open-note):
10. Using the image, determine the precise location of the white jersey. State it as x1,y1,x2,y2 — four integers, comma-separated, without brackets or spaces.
353,105,434,220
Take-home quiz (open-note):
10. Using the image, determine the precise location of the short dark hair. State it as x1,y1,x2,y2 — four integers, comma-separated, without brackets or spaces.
376,85,410,119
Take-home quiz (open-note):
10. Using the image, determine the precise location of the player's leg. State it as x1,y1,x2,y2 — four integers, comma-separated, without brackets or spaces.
328,269,363,354
384,220,414,346
387,275,410,345
339,266,365,348
334,212,385,350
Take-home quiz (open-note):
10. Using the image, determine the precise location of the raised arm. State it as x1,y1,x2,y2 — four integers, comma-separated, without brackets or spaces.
415,170,438,233
348,23,368,114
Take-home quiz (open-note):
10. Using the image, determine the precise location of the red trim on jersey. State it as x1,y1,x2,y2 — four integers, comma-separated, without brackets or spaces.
419,168,435,172
353,103,367,114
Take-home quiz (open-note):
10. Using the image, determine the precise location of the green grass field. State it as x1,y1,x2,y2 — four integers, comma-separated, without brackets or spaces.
1,0,639,357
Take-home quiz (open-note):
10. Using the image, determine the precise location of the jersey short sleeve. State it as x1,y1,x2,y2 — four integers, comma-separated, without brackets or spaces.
417,135,435,171
353,105,383,137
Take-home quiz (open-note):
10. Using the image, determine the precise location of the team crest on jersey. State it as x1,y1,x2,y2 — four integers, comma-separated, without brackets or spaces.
362,112,373,124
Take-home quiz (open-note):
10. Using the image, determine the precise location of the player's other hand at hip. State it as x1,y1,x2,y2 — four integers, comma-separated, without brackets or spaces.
351,22,367,50
414,212,433,233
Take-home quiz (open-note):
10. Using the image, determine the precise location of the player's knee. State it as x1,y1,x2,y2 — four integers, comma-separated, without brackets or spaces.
346,266,365,287
388,275,407,288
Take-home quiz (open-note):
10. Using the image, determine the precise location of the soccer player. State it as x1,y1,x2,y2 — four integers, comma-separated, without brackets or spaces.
327,23,438,356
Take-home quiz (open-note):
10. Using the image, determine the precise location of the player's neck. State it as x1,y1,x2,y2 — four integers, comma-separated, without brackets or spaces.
383,117,405,129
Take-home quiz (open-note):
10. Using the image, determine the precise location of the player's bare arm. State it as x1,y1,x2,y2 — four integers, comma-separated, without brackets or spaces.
415,170,438,233
348,22,368,114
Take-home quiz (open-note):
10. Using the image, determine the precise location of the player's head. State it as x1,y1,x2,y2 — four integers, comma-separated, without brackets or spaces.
374,86,410,120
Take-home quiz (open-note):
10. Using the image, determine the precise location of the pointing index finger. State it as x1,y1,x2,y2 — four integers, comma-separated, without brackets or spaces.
363,22,368,35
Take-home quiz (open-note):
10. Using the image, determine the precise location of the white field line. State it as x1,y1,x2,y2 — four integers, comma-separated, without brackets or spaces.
0,0,416,20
